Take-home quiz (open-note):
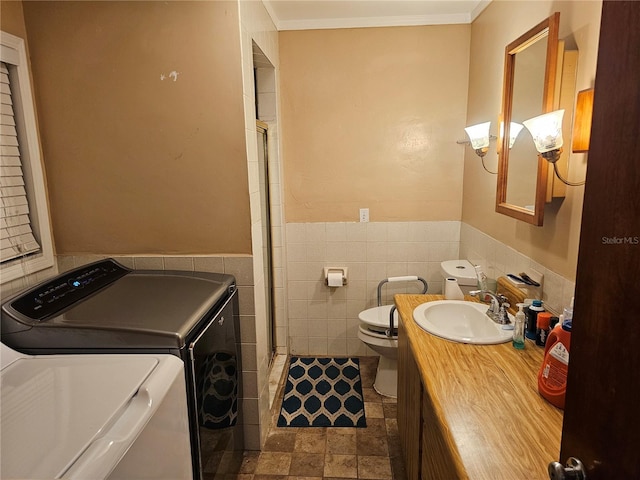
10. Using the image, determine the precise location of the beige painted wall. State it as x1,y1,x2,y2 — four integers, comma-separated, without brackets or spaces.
463,0,602,280
21,1,251,255
1,1,28,37
279,25,471,223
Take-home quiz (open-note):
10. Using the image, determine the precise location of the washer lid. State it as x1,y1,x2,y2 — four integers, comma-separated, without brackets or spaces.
55,273,230,337
440,260,477,286
359,305,399,329
2,268,235,350
1,354,158,479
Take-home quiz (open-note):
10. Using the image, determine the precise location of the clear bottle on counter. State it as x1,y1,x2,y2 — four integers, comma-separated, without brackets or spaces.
513,303,526,349
563,297,574,322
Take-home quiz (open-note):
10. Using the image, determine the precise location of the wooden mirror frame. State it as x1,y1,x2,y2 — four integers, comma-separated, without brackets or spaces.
496,13,560,226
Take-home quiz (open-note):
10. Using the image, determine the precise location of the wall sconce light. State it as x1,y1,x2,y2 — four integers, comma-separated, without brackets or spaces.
462,121,497,174
522,109,565,163
464,121,491,157
523,109,585,186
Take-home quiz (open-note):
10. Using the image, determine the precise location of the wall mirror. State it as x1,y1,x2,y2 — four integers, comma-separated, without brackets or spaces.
496,13,560,226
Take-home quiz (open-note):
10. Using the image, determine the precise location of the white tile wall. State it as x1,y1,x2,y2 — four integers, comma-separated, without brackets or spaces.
284,220,577,356
285,221,461,356
460,223,576,314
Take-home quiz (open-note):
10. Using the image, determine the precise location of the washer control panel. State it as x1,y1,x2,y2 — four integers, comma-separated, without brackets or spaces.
9,259,130,321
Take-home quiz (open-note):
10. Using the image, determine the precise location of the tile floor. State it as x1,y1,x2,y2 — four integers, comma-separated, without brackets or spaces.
219,356,406,480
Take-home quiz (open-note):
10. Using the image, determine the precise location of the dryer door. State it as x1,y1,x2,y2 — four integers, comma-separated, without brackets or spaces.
67,355,192,480
1,353,190,480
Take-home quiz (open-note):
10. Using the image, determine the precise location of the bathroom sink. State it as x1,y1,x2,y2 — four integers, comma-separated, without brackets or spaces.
412,300,514,344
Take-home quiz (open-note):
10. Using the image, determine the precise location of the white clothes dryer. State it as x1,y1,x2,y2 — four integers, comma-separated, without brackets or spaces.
0,343,192,480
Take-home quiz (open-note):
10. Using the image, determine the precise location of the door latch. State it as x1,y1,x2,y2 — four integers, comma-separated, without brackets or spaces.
548,457,586,480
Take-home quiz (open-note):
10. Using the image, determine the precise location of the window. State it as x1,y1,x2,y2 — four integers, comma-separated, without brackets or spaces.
1,31,53,283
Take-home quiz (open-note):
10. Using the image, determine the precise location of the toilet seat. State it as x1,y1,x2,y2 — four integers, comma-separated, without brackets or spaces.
358,325,398,344
357,277,428,399
359,305,398,330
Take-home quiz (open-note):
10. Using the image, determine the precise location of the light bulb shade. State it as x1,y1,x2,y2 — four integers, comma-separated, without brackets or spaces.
464,122,491,150
509,122,524,149
522,110,565,154
500,122,525,149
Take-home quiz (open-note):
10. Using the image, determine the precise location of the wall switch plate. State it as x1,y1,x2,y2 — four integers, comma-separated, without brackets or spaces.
359,208,369,223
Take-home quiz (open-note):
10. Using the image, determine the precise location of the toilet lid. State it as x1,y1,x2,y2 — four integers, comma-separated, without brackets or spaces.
440,259,477,286
359,305,399,329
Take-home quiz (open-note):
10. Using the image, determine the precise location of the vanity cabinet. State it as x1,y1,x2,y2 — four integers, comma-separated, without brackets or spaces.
396,294,563,480
397,317,422,479
420,388,467,480
398,313,467,480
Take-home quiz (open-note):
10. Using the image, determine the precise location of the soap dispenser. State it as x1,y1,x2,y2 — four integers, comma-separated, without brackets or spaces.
513,303,526,349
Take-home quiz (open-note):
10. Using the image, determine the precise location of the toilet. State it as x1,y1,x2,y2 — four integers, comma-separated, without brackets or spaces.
357,305,399,397
440,259,478,295
357,276,428,398
357,264,478,397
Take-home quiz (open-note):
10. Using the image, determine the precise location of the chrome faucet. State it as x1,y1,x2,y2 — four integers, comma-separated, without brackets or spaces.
470,290,511,324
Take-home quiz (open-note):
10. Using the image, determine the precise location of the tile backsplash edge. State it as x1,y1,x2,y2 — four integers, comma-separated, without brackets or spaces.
460,223,576,315
55,254,252,282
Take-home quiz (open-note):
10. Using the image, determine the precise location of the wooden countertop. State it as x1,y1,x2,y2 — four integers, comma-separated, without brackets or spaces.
395,294,563,480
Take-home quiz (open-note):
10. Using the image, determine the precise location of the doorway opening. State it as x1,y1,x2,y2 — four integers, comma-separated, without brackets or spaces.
255,120,276,364
252,41,283,379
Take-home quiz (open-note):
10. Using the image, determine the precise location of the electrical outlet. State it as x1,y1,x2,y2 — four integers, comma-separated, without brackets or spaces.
359,208,369,223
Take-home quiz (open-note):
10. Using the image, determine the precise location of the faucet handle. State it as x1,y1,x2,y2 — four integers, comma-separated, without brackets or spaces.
498,302,511,324
497,294,509,303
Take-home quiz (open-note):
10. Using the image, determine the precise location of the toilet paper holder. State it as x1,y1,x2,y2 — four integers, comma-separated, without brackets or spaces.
324,267,348,287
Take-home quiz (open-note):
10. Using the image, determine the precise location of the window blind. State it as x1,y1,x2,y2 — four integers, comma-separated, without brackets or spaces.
0,61,41,263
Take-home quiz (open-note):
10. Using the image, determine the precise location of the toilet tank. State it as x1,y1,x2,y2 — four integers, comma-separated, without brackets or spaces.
440,260,478,294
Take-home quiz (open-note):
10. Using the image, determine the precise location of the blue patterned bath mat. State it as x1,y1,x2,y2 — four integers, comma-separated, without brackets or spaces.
277,357,366,428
